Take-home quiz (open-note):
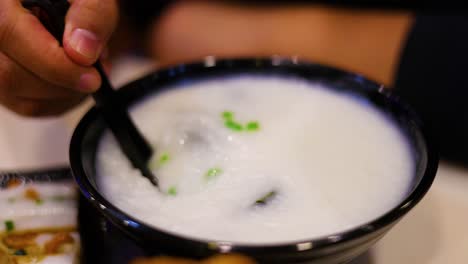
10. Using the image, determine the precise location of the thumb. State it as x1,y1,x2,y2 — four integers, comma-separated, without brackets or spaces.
63,0,118,66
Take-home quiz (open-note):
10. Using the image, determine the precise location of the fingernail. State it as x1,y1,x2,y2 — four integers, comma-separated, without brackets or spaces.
78,73,100,92
69,28,101,60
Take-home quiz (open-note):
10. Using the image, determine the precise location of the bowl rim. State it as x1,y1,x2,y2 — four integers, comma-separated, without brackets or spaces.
70,56,438,255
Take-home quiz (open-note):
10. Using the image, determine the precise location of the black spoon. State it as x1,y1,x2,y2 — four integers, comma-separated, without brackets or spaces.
22,0,159,187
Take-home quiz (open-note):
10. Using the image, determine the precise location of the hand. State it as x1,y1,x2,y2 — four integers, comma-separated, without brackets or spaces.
0,0,118,116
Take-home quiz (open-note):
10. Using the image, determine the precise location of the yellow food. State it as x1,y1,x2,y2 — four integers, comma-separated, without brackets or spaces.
131,254,256,264
0,228,78,264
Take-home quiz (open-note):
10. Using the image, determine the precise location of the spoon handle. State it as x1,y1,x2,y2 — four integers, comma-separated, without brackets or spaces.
92,61,155,178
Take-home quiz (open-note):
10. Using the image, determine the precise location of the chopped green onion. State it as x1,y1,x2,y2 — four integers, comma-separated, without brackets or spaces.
5,220,15,232
167,186,177,196
205,167,223,181
255,191,277,206
35,199,44,205
246,121,260,131
159,153,170,165
7,197,16,203
14,249,27,256
225,120,243,131
221,111,261,133
222,111,234,120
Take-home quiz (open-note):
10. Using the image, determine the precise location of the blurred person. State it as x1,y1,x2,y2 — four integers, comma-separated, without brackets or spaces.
145,1,412,86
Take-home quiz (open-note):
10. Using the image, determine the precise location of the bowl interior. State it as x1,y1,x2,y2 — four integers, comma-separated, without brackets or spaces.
70,58,438,260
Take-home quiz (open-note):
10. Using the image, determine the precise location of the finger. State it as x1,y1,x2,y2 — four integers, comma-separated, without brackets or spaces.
0,96,85,117
64,0,118,66
0,53,86,116
0,52,84,100
100,47,113,75
0,0,100,92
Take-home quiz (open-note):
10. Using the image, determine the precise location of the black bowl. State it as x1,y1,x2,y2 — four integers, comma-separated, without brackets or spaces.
70,57,438,263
